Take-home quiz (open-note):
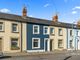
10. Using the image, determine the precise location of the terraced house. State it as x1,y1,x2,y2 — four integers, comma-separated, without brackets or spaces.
0,6,80,53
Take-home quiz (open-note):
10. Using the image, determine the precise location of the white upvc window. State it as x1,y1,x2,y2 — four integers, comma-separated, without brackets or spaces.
12,23,18,32
58,28,63,36
58,39,63,48
43,26,49,35
0,22,4,31
50,27,55,35
32,38,40,49
33,25,39,34
69,40,73,48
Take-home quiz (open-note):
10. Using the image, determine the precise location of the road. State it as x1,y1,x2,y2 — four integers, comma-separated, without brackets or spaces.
0,52,80,60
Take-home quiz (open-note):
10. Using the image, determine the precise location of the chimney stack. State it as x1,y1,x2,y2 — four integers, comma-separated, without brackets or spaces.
52,14,58,22
22,6,27,17
77,20,80,27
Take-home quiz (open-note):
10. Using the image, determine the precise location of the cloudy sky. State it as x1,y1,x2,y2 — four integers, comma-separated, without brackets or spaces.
0,0,80,23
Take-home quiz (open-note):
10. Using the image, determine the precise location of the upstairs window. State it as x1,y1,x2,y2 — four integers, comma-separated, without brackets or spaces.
33,25,39,34
58,28,63,36
43,26,49,35
0,22,4,31
50,27,55,35
70,30,72,36
12,24,18,33
76,31,78,36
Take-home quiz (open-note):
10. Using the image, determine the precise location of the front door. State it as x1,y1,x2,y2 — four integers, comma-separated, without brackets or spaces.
0,38,2,51
50,40,53,51
45,40,48,51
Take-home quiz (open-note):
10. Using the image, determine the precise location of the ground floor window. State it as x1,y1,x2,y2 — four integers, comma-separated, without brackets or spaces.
69,40,73,48
58,39,63,48
11,38,20,50
32,38,40,49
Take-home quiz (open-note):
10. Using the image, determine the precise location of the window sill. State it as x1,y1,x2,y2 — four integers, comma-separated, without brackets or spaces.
58,47,63,49
50,34,55,36
32,47,40,49
0,31,4,32
11,47,20,50
12,31,19,33
59,35,63,36
44,33,49,35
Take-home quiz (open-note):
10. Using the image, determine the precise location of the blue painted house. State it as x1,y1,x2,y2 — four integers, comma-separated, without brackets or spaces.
26,19,50,52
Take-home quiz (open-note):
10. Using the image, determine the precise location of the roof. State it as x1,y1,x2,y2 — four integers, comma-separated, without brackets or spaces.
0,12,79,29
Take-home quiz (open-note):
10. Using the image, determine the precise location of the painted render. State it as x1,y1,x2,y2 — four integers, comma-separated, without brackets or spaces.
67,28,80,50
27,23,49,52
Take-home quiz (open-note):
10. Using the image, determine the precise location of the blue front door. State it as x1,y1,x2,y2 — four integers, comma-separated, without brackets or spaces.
45,40,48,51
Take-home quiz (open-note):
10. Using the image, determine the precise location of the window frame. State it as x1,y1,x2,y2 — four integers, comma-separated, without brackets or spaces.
58,39,63,48
58,28,63,36
12,23,19,33
32,38,40,49
33,25,40,34
11,38,20,50
50,27,55,35
69,40,73,48
43,26,49,35
0,22,4,32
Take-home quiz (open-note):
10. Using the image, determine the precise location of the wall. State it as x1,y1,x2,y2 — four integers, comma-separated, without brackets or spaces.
0,19,21,53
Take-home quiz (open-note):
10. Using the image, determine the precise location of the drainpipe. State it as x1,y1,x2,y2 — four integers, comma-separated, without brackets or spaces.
21,22,23,52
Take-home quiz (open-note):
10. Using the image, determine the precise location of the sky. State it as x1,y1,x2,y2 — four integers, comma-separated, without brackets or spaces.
0,0,80,23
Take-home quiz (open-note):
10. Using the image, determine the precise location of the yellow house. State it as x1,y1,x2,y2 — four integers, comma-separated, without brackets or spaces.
49,15,67,51
0,7,27,53
49,26,67,51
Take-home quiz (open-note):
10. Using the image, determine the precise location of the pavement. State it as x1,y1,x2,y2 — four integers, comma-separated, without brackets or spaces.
3,51,69,57
0,50,80,60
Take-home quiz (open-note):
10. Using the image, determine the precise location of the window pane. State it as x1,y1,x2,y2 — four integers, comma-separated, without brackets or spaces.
0,23,3,31
11,39,18,47
12,24,18,32
50,28,54,34
0,25,2,30
70,40,73,48
33,25,39,34
70,30,72,36
34,42,38,47
58,40,63,48
44,27,48,34
59,29,62,35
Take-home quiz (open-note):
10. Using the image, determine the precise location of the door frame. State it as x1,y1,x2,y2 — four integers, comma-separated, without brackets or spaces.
50,39,53,51
44,38,50,51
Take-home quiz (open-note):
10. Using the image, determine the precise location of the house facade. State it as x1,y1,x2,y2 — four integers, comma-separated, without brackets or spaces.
27,23,50,52
50,26,67,51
